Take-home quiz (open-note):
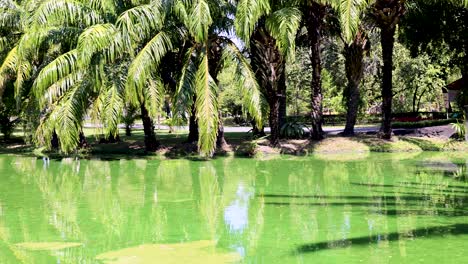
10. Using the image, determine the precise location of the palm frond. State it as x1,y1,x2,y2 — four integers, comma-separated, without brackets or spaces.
338,0,368,44
116,2,164,46
40,71,83,108
98,83,125,137
195,52,218,157
173,0,189,24
187,0,213,43
16,27,51,59
222,42,263,127
235,0,271,43
0,8,21,30
35,81,88,153
172,46,196,122
32,0,103,27
33,49,79,100
76,23,123,65
14,60,32,103
0,0,19,9
34,113,56,149
53,83,88,153
145,77,165,119
0,46,18,96
89,0,117,17
126,31,173,105
0,36,8,53
265,7,301,60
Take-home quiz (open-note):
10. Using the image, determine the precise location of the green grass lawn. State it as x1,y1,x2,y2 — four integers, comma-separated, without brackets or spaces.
1,125,467,159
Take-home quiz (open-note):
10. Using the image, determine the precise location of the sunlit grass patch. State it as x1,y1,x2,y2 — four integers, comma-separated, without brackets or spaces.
95,240,241,264
312,137,370,154
357,136,422,153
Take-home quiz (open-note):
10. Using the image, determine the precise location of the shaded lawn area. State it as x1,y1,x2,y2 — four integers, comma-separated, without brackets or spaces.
1,126,468,159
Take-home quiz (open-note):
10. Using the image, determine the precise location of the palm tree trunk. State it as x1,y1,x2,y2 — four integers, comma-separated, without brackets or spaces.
379,27,396,139
304,3,326,140
462,70,468,142
51,130,59,149
372,0,405,139
125,125,132,136
140,104,158,151
278,69,287,139
250,25,285,146
216,111,227,148
187,102,199,143
279,91,287,129
252,121,266,137
208,38,226,148
343,33,367,136
269,99,280,146
79,131,87,147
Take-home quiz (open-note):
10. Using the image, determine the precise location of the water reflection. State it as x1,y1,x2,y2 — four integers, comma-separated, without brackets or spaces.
0,154,466,263
224,184,252,233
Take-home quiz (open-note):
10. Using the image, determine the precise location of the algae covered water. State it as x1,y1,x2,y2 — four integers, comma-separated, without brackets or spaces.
0,153,467,263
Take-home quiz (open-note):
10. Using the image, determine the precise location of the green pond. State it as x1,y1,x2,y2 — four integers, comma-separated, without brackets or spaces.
0,153,467,263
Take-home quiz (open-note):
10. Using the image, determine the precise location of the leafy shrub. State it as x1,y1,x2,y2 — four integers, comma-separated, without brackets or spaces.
280,121,307,139
392,118,456,129
236,141,258,156
451,121,465,139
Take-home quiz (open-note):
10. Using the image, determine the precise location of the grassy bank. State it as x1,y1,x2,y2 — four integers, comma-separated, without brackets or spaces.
1,127,467,160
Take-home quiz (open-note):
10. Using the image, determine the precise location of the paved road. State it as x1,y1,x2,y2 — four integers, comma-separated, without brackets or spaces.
84,123,380,135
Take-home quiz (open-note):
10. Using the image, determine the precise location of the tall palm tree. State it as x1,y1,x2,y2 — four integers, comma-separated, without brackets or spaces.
117,1,174,151
300,0,330,140
236,0,302,146
0,0,132,152
295,0,356,139
337,0,371,136
0,0,41,99
131,0,263,156
342,29,370,135
369,0,405,139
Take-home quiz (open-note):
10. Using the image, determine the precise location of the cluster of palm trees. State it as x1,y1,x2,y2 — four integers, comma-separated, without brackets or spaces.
0,0,466,157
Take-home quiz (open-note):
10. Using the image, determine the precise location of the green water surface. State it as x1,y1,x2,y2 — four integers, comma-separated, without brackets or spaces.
0,153,467,263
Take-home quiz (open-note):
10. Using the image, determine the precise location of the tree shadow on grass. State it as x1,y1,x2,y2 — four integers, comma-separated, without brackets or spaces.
400,137,442,151
296,224,468,254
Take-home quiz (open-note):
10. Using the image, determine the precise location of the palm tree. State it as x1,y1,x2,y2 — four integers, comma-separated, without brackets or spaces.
369,0,405,139
297,0,333,140
0,0,38,99
0,0,132,153
294,0,353,139
130,0,263,156
236,0,301,146
337,0,371,136
342,29,370,135
117,1,173,151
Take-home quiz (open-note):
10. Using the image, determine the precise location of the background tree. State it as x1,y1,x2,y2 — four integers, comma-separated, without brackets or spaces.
236,0,301,146
299,0,330,140
401,0,467,101
370,0,406,139
336,0,371,136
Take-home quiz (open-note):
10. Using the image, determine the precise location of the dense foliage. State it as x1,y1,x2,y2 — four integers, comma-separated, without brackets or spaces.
0,0,467,156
